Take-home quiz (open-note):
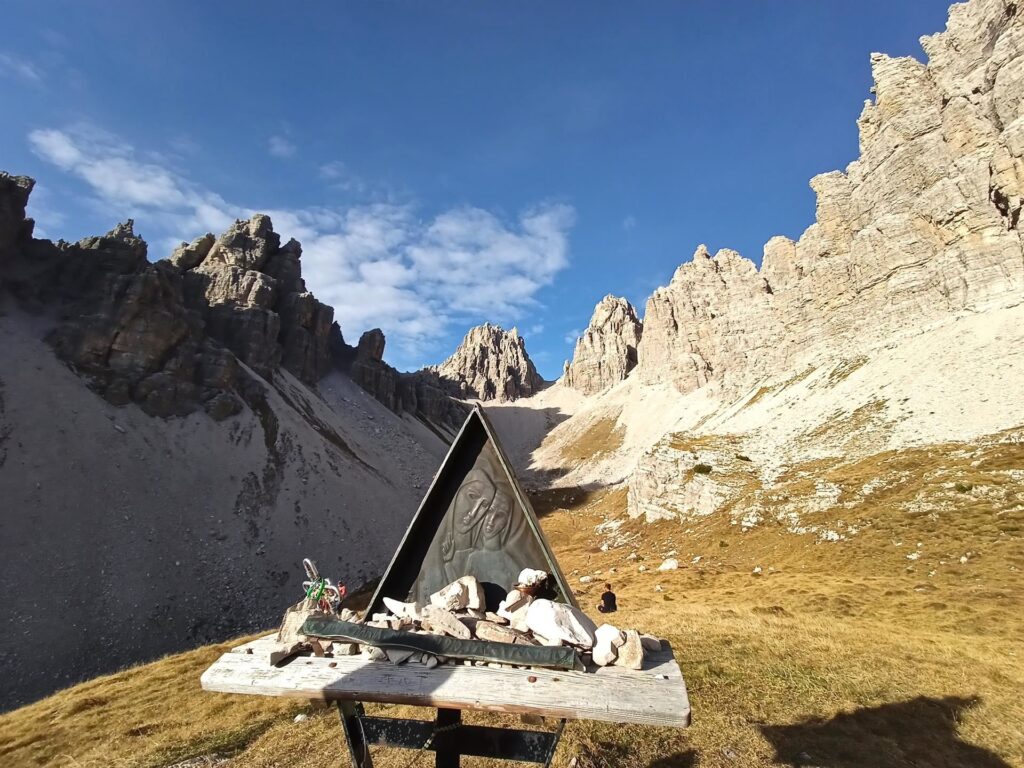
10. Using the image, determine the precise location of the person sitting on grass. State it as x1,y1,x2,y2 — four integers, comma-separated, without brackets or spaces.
597,582,617,613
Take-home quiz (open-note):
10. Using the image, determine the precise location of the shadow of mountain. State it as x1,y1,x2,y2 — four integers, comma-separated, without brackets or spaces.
759,695,1008,768
527,482,613,518
480,403,572,475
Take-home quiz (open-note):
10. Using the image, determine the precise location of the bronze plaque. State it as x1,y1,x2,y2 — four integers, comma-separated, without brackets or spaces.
367,405,575,616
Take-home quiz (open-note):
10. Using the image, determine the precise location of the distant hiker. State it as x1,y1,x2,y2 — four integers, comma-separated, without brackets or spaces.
597,583,617,613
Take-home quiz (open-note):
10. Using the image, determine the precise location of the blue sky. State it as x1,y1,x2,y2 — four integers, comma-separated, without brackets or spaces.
1,1,951,377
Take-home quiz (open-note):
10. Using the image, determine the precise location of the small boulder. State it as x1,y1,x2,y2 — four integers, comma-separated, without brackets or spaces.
430,580,470,611
422,605,472,640
485,611,508,625
498,589,533,630
525,599,597,649
592,623,626,667
657,559,679,571
386,648,415,665
458,576,486,611
518,568,548,588
615,629,644,670
475,620,520,644
383,597,422,621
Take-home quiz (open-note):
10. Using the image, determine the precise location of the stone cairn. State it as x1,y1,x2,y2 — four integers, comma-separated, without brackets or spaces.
295,568,662,672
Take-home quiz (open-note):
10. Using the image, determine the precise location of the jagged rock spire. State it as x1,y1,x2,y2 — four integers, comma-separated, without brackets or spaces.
563,295,642,395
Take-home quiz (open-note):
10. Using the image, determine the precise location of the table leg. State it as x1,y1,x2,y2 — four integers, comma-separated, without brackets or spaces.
338,701,373,768
542,719,566,768
434,708,461,768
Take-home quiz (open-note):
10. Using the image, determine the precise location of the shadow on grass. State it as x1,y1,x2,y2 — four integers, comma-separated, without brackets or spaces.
647,750,699,767
759,695,1008,768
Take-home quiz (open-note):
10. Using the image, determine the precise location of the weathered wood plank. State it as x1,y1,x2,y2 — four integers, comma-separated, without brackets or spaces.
200,644,690,727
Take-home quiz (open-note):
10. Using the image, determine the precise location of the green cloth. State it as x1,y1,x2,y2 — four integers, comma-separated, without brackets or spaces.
300,617,583,671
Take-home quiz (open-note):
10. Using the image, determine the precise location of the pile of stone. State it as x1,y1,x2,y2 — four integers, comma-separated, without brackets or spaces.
351,568,662,672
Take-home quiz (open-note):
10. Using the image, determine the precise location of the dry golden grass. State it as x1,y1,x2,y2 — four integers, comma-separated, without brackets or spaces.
558,412,625,464
3,434,1023,768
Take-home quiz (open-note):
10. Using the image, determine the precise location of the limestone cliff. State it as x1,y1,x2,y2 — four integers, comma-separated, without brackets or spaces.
563,295,642,395
637,0,1024,396
431,323,545,401
0,173,451,709
523,0,1024,533
343,328,469,435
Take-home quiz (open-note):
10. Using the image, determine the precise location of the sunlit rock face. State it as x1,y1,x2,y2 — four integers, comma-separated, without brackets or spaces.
636,0,1024,397
432,323,544,402
563,295,643,395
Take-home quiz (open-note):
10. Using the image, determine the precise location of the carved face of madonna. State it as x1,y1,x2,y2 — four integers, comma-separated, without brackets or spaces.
453,469,497,534
482,491,512,546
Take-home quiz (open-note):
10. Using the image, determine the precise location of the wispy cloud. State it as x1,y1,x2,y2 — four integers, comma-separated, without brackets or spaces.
563,328,581,345
319,161,349,180
0,52,44,84
28,125,574,366
622,214,636,231
528,323,544,336
268,135,296,158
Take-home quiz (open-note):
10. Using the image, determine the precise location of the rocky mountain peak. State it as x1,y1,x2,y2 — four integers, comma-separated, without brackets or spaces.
635,0,1024,399
432,323,544,401
563,295,643,395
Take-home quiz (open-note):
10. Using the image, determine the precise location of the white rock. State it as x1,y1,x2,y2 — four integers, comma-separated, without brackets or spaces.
430,580,469,611
505,601,533,633
383,597,422,621
422,654,439,669
499,593,532,618
592,623,626,667
595,623,626,647
615,630,644,670
294,713,308,723
386,648,415,665
533,633,564,647
579,576,594,584
421,605,472,640
592,644,618,666
518,568,548,587
458,576,486,611
657,558,679,571
525,599,597,649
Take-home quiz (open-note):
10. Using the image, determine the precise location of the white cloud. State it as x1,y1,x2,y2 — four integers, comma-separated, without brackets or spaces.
268,135,296,158
528,323,544,335
319,161,348,180
0,52,43,84
28,125,575,366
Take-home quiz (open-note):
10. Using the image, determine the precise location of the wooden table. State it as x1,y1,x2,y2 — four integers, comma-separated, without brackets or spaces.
201,634,691,766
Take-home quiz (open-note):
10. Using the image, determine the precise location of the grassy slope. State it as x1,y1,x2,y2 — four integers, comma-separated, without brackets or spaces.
2,440,1023,768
